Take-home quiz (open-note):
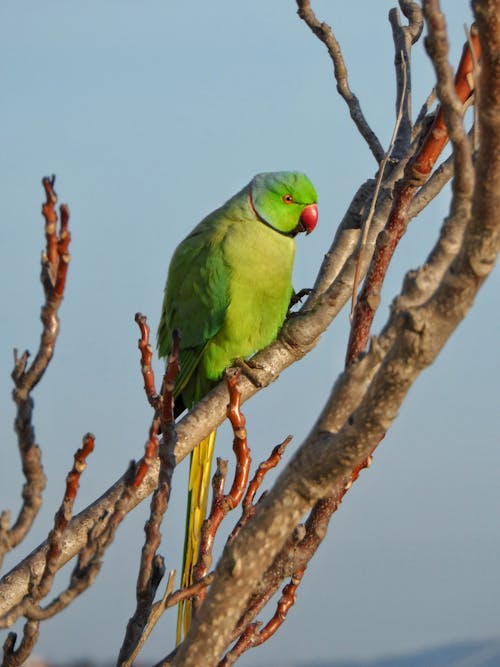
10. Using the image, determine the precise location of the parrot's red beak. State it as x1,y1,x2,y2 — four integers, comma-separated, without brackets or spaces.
300,204,318,234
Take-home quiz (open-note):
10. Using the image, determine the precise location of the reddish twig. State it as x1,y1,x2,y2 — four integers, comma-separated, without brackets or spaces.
166,573,215,610
159,329,181,430
184,436,295,659
135,313,160,408
135,313,180,433
44,459,151,628
117,328,180,666
0,177,71,568
23,455,152,630
132,419,161,489
464,24,480,151
229,436,292,543
227,455,373,650
223,372,251,507
413,25,480,179
346,30,481,365
194,457,227,585
220,568,306,667
21,434,95,619
41,176,59,277
132,315,179,488
254,568,305,642
192,373,251,610
0,436,99,642
242,436,290,513
189,456,228,620
5,443,161,629
64,434,95,501
53,203,71,299
39,177,70,297
67,464,141,584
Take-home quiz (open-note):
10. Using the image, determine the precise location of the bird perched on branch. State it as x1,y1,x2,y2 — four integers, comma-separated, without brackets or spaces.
157,171,318,642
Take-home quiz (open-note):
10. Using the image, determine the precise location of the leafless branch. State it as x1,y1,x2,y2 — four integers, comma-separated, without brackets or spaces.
118,324,179,666
350,49,407,316
296,0,385,162
0,178,70,568
346,28,480,364
389,2,423,158
2,620,39,667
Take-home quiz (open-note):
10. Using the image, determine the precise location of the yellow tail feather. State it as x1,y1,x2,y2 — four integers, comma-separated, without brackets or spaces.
176,430,216,643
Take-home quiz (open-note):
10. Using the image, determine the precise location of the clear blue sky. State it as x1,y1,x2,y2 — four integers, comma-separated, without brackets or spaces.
1,2,498,665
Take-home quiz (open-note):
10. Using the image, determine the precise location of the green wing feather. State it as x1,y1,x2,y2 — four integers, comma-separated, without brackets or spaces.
158,221,231,406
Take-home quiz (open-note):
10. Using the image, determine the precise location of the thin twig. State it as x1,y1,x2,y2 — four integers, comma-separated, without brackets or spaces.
346,29,480,364
350,51,407,317
389,3,423,158
464,24,480,151
219,568,305,667
226,456,372,650
31,434,95,603
1,620,39,667
228,436,292,543
118,572,175,667
9,436,95,625
0,178,71,567
296,0,385,162
192,373,251,610
117,327,179,666
135,312,160,408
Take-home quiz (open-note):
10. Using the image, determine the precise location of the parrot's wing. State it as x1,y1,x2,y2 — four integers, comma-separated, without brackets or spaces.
158,225,230,401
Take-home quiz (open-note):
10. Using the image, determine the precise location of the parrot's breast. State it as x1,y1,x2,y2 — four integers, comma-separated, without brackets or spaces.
202,218,294,380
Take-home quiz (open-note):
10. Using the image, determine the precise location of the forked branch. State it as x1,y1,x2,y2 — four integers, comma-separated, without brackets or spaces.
117,320,179,667
346,27,481,364
296,0,385,162
0,178,71,569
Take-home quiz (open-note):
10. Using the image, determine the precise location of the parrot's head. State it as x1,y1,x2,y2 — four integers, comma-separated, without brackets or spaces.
249,171,318,237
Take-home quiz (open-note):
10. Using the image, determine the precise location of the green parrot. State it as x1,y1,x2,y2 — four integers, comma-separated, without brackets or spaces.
157,171,318,641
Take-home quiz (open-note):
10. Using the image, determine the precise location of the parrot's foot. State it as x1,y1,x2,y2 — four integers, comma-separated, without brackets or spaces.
232,358,266,388
288,288,313,314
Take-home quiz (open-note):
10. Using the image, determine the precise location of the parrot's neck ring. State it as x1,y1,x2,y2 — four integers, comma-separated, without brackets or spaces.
248,184,299,238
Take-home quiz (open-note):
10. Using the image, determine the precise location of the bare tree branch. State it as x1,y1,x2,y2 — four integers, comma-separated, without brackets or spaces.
296,0,385,162
346,28,480,364
117,322,180,666
0,178,70,568
389,2,423,158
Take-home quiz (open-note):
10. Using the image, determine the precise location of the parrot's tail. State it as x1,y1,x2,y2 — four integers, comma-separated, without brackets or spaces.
176,430,216,644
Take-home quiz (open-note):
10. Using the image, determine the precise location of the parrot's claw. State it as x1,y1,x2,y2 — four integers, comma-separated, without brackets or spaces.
288,288,313,315
232,358,265,388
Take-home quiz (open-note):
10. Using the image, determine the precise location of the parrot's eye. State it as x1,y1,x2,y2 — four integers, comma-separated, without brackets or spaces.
282,194,294,204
